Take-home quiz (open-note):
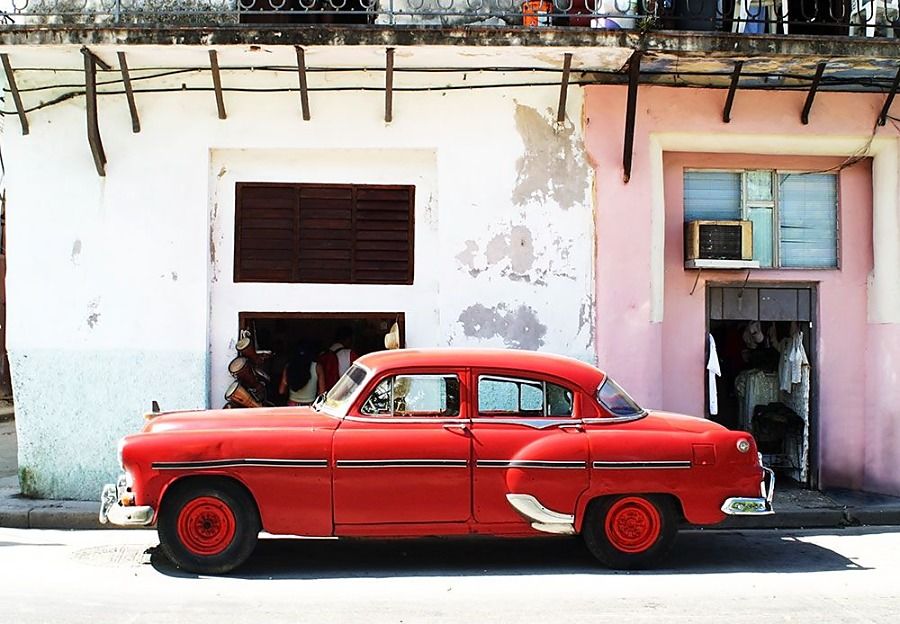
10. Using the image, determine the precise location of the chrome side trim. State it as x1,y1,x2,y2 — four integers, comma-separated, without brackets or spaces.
151,458,328,470
343,415,469,425
593,460,691,469
478,460,587,469
470,418,577,430
336,459,468,468
505,494,576,535
582,414,648,425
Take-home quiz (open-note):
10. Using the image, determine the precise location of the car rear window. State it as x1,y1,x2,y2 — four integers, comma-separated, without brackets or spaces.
596,378,644,417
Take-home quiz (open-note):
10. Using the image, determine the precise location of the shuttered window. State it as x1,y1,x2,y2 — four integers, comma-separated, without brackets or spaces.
234,183,414,284
683,170,838,269
778,173,838,268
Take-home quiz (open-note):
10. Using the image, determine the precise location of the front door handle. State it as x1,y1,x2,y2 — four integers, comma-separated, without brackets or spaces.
443,423,470,435
558,423,584,433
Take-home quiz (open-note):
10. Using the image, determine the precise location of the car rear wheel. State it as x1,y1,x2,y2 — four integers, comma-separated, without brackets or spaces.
158,480,260,574
582,494,677,569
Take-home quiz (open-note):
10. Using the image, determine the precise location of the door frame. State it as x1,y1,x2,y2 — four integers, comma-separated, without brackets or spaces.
705,280,819,489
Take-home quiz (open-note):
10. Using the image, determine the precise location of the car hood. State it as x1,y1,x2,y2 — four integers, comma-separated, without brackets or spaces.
641,410,728,434
141,406,340,434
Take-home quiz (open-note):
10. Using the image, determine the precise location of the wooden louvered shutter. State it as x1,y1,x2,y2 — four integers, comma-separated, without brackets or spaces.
353,186,414,284
235,183,414,284
234,184,298,282
297,186,354,283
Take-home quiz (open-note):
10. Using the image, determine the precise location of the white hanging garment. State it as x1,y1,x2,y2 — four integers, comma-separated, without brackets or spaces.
789,332,809,385
707,333,722,416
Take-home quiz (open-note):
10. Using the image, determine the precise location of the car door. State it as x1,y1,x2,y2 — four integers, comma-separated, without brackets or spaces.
470,371,589,525
332,369,472,525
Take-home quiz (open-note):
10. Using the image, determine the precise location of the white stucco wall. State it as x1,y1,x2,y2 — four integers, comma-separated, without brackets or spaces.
2,45,595,498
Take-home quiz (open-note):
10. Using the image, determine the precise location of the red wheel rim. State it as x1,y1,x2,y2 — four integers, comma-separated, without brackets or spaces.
604,497,661,554
176,496,237,556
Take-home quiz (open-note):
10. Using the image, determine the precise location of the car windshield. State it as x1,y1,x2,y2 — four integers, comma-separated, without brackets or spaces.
596,378,644,417
319,364,368,415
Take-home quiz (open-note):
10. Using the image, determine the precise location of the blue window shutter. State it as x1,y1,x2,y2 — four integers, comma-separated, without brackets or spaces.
778,174,838,268
684,171,742,222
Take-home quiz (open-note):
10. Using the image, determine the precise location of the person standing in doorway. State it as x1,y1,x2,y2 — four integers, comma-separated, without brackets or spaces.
279,343,322,407
318,326,358,393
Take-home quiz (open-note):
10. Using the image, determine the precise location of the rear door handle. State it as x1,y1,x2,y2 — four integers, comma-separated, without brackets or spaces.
443,423,470,435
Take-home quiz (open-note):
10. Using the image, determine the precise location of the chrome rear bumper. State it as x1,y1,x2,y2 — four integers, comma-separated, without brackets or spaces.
99,476,155,527
721,465,775,516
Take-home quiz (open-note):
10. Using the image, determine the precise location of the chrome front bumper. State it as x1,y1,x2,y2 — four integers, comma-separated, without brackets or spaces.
99,475,155,527
721,464,776,516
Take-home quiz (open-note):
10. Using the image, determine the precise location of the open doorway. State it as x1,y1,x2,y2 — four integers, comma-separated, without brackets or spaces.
234,312,404,407
707,285,816,488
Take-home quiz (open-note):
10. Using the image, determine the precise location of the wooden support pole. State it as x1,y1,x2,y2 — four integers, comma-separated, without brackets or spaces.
81,48,107,177
295,46,310,121
117,51,141,133
209,50,227,120
385,48,394,123
801,62,827,125
1,53,29,136
878,67,900,127
622,50,642,185
723,61,743,124
557,53,573,124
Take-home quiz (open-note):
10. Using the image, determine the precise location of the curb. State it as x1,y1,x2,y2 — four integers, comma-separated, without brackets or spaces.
0,500,104,530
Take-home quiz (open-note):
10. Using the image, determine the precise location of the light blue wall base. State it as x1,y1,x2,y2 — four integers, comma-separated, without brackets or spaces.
9,349,208,500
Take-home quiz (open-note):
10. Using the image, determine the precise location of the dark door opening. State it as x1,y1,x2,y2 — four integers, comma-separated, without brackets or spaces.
707,285,816,488
236,312,404,407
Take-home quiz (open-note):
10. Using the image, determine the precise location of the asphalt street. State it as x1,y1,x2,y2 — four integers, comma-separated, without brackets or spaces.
1,526,898,623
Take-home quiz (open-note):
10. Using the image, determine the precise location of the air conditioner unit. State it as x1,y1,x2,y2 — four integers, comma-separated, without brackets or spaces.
684,220,758,269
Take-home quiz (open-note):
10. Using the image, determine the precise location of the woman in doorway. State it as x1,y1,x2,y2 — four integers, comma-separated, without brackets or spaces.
279,343,323,407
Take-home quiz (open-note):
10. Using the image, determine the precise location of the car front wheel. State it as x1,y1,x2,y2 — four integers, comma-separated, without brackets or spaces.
158,480,260,574
582,494,677,569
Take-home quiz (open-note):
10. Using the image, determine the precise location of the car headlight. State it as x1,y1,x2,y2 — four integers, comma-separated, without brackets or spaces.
736,438,751,453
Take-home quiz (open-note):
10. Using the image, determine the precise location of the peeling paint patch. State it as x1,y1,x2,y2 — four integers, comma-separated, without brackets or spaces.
70,239,82,264
456,225,537,280
512,103,590,211
209,201,218,283
458,303,547,350
171,272,178,282
86,299,101,329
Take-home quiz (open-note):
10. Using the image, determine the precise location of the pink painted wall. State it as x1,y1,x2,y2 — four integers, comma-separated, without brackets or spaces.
584,86,900,494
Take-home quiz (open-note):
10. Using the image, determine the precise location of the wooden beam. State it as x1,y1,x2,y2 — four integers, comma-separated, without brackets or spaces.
81,48,107,177
557,53,573,124
801,62,827,125
209,50,227,120
385,48,394,123
622,50,642,185
1,53,29,136
723,61,743,124
294,46,310,121
878,67,900,127
117,51,140,133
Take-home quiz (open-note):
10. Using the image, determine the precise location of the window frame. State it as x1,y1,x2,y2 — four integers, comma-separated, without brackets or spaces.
233,181,415,285
683,167,841,270
358,373,462,419
475,373,576,419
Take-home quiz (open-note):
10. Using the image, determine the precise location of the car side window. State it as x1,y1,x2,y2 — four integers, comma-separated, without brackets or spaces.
477,376,573,417
360,374,460,417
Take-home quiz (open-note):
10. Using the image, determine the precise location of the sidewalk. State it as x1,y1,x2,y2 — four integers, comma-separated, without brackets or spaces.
2,417,900,530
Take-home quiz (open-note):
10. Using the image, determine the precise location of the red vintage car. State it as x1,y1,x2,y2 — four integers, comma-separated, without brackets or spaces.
100,348,774,574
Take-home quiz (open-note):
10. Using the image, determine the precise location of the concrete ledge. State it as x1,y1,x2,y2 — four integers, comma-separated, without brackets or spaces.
717,509,849,530
848,507,900,527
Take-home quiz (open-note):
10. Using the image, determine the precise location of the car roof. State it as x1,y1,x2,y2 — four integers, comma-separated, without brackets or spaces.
355,348,606,391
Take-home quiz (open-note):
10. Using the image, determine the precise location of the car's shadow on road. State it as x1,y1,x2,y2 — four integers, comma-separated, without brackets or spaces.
149,527,880,579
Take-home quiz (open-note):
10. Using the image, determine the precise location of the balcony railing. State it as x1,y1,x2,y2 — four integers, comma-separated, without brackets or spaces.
0,0,897,36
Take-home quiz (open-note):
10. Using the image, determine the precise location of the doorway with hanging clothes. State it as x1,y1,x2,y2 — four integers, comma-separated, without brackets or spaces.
706,283,817,488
